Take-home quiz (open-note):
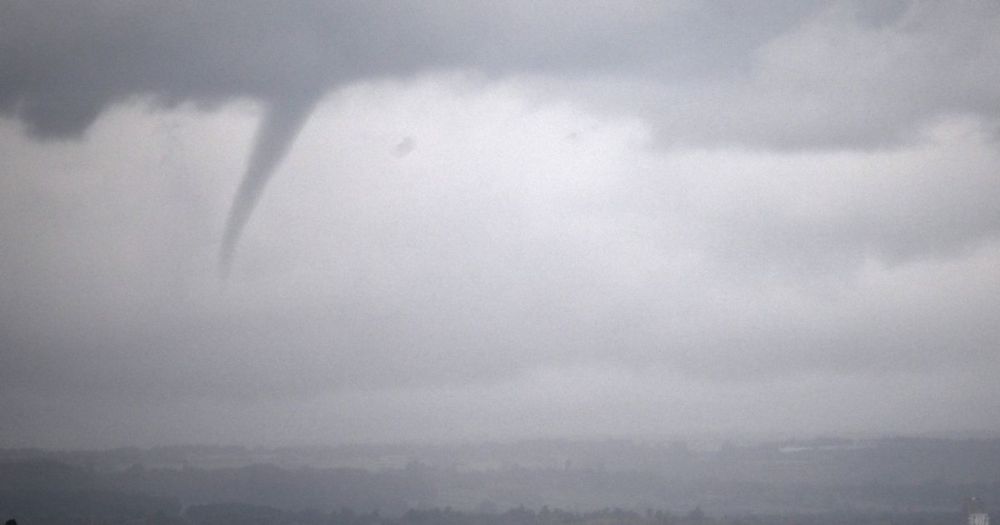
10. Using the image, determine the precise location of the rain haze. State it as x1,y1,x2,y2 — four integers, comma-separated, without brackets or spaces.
2,0,1000,454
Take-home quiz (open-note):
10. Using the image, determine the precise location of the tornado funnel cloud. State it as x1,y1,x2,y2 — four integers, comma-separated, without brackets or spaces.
220,99,317,276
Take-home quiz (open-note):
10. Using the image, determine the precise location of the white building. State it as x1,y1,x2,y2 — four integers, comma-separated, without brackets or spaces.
969,512,990,525
966,497,989,525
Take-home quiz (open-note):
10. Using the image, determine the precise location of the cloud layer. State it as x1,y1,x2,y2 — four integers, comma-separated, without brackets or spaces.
4,1,997,145
1,1,1000,447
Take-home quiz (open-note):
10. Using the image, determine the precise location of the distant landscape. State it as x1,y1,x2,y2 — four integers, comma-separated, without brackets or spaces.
2,437,996,524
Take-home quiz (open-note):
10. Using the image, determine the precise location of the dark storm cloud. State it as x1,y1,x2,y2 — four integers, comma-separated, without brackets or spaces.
3,1,999,148
0,0,817,138
5,1,999,263
1,0,827,264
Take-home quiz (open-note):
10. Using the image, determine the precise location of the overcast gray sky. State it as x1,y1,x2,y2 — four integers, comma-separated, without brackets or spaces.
2,1,1000,448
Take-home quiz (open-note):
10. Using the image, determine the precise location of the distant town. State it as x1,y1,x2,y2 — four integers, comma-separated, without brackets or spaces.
3,437,999,524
